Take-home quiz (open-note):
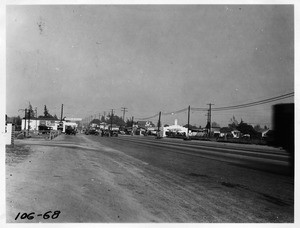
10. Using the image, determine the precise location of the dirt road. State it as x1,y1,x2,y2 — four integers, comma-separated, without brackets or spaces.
6,134,294,223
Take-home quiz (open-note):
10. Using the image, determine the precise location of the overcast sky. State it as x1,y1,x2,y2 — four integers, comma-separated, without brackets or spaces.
5,4,294,127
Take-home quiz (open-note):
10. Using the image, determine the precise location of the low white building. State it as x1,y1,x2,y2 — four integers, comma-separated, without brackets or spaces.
163,119,188,137
231,130,241,138
99,122,107,129
21,118,60,131
21,117,79,132
63,121,78,132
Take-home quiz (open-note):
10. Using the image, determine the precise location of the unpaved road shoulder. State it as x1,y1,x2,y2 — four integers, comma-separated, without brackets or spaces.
6,135,294,222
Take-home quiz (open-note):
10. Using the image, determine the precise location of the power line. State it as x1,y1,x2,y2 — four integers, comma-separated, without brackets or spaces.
136,113,160,121
212,92,294,111
163,107,188,115
191,107,208,111
191,92,294,112
136,107,188,120
94,92,294,122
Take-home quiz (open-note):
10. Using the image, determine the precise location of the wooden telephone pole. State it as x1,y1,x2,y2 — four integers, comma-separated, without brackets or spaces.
157,111,162,139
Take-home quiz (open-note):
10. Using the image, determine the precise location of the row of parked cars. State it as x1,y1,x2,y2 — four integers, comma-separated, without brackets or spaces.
84,128,119,137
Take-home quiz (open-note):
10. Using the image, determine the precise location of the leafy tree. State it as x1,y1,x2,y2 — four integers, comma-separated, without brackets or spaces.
100,115,106,123
115,115,125,126
184,124,198,129
228,115,238,130
44,105,50,117
205,122,210,130
211,122,220,128
29,103,35,117
25,103,35,118
14,115,22,125
236,120,260,139
91,119,101,125
254,124,263,132
39,105,54,118
106,113,125,126
220,127,232,133
125,118,136,127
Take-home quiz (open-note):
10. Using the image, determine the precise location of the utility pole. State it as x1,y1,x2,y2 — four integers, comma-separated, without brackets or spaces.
27,108,30,136
157,111,162,138
187,105,190,138
24,108,27,136
110,109,114,136
207,103,214,137
131,116,134,136
58,104,64,131
121,107,128,122
35,107,38,131
205,111,209,138
19,108,27,135
60,104,64,122
121,107,128,130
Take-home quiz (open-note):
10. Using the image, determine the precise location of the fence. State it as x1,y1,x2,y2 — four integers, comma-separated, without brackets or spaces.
46,130,61,140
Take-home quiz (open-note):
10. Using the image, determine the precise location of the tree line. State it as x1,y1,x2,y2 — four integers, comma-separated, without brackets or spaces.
23,104,58,119
7,104,59,126
90,114,130,127
220,116,268,138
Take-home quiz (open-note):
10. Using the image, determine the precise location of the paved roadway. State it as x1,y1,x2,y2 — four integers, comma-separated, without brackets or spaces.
6,133,294,223
99,135,291,175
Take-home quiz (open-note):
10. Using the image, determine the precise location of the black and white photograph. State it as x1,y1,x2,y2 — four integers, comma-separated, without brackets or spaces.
1,0,298,225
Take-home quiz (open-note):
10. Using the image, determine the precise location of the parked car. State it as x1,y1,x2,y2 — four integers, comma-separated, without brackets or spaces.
65,126,76,135
38,125,52,134
86,129,99,135
111,130,118,137
241,134,250,139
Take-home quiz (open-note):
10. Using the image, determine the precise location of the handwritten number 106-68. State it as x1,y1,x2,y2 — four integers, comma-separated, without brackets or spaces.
15,211,61,220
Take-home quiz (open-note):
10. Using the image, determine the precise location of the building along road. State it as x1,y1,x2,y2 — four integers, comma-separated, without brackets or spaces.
6,133,294,223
